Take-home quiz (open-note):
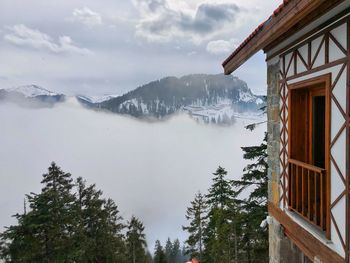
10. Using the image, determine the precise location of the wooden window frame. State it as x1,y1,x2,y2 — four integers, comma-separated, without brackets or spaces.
287,73,331,239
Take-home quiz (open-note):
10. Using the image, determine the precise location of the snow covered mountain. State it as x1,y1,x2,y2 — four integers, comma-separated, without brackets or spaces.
6,85,58,97
81,74,265,125
0,85,65,106
0,75,265,125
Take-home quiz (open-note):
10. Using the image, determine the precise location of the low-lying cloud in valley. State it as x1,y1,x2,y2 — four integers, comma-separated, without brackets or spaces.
0,99,265,248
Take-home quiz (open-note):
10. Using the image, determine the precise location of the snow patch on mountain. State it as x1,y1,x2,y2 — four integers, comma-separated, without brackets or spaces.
255,98,264,104
119,99,149,113
6,85,60,97
183,99,264,125
238,90,256,103
77,94,120,104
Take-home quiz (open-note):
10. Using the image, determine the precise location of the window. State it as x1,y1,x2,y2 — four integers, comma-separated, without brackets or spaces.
287,74,330,238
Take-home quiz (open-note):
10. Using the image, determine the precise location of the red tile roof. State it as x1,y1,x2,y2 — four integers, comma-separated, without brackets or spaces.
222,0,291,67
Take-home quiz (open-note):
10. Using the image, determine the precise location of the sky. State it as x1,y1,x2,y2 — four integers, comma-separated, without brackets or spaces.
0,99,265,250
0,0,278,96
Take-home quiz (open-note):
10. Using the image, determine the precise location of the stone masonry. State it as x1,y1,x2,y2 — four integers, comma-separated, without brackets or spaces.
266,59,310,263
267,59,282,263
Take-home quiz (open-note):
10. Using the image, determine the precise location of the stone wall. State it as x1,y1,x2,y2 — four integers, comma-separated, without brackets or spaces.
266,59,311,263
267,58,282,263
267,59,281,207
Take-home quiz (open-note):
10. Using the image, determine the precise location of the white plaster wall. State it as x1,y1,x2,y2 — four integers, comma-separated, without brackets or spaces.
287,64,347,258
269,18,348,259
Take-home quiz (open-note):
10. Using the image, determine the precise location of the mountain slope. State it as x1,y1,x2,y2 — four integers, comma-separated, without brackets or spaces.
91,74,264,124
0,75,265,125
0,85,65,107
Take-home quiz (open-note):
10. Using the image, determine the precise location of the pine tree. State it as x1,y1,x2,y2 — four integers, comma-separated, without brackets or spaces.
165,238,173,263
153,240,167,263
103,198,126,262
126,216,148,263
181,244,188,262
182,192,207,261
203,166,239,263
74,177,126,262
0,162,128,263
206,167,235,209
170,239,181,263
0,162,77,262
232,133,268,263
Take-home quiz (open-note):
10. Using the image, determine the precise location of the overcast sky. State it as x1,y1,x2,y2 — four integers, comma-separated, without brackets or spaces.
0,0,277,96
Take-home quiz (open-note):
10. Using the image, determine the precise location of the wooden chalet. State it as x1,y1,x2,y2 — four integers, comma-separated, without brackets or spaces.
223,0,350,262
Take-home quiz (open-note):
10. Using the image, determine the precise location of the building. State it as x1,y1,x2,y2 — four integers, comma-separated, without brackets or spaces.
222,1,350,262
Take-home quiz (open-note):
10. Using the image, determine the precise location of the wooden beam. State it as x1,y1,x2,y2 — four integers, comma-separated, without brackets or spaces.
345,16,350,263
268,202,345,263
264,0,347,53
223,0,345,75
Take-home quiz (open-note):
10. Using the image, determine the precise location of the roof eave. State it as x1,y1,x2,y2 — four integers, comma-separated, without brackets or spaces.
222,0,345,75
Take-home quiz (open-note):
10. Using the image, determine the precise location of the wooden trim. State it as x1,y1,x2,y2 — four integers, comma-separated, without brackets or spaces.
331,155,346,185
286,57,347,82
280,79,289,208
329,33,347,55
289,158,325,173
311,36,326,69
297,50,309,71
287,74,331,90
268,202,345,263
294,50,297,75
285,52,294,77
287,73,332,239
330,122,347,148
266,9,350,61
345,17,350,263
325,33,330,64
308,42,312,70
223,0,345,74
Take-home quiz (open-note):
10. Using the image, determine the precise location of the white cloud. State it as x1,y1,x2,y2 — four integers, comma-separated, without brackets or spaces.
72,7,103,26
0,101,265,249
206,39,237,54
3,24,92,55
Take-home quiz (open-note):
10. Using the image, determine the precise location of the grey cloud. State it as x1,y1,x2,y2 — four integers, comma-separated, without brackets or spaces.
146,0,165,13
182,3,240,34
136,2,240,42
133,0,166,13
197,3,239,21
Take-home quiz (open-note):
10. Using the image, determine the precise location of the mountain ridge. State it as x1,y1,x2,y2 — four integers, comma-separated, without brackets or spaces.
0,84,65,107
0,74,265,125
87,74,265,124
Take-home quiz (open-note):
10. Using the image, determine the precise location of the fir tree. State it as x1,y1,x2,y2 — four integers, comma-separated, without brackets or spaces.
74,177,126,262
0,162,128,263
206,167,235,209
126,216,148,263
0,162,77,262
170,239,181,263
182,192,207,261
232,133,268,263
153,240,167,263
165,238,173,263
203,166,239,263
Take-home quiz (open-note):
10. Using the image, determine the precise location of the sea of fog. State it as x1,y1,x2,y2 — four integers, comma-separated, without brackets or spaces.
0,98,265,250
